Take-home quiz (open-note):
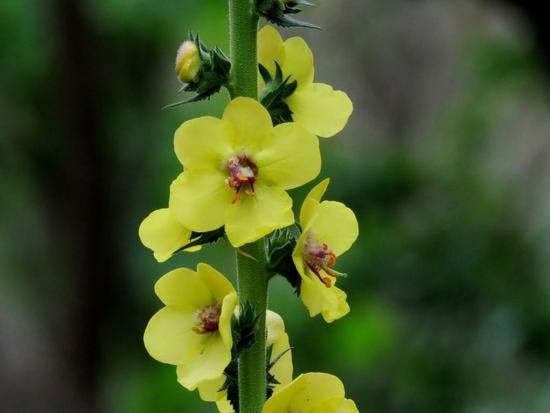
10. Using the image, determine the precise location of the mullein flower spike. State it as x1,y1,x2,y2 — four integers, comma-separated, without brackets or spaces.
258,25,353,137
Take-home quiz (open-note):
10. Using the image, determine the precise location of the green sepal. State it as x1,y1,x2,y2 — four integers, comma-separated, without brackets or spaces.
266,225,302,294
255,0,320,30
165,32,231,108
173,227,225,253
259,62,297,125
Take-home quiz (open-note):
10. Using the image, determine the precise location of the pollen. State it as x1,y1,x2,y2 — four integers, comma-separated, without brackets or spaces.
193,302,222,334
303,232,346,288
224,154,259,204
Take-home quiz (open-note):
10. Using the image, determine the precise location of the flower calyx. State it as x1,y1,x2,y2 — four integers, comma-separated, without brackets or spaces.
259,62,298,125
255,0,320,30
166,32,231,109
266,226,302,294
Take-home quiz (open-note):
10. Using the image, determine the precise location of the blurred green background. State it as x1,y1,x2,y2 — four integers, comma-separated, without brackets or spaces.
1,1,550,412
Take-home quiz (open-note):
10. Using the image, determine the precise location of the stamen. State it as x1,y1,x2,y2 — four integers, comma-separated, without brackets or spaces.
193,302,222,334
303,232,346,288
224,154,258,203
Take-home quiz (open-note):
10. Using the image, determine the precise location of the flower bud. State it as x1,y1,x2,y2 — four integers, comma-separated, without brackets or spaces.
175,41,201,83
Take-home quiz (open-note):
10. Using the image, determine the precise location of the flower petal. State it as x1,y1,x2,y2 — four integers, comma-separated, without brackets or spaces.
258,25,286,76
299,179,330,227
143,307,205,365
197,375,226,402
289,373,346,412
300,275,350,323
308,201,359,256
282,37,314,87
222,97,273,151
287,83,353,138
266,310,285,345
169,171,232,232
270,332,293,389
224,184,293,247
138,208,194,262
154,267,213,309
176,333,232,390
174,116,234,170
314,398,360,413
196,263,236,303
218,292,238,348
255,123,320,190
263,373,347,413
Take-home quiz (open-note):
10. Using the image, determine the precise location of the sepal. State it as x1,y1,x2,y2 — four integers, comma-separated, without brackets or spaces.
266,225,302,294
259,62,297,125
255,0,320,30
173,227,225,253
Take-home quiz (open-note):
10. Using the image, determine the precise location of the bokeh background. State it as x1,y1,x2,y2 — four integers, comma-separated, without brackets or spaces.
1,0,550,412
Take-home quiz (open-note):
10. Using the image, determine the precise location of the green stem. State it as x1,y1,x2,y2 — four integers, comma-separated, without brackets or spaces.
236,241,268,413
228,2,266,413
229,0,259,99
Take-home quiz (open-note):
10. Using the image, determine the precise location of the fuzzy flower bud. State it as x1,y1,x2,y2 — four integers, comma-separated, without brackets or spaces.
175,41,201,83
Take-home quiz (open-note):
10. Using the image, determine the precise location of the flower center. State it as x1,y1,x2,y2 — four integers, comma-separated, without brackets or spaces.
193,302,222,334
224,154,259,204
302,232,345,288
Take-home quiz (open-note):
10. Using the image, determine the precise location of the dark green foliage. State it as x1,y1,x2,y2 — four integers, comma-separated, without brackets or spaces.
255,0,320,29
259,62,298,125
265,226,302,294
173,227,225,254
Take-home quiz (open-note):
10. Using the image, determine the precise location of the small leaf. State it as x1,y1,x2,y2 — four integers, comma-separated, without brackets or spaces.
172,227,225,252
259,63,273,83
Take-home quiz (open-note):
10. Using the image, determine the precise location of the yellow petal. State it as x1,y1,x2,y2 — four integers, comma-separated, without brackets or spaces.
143,307,205,365
138,208,194,262
174,116,233,170
224,184,293,247
263,373,347,413
266,310,285,345
176,332,232,390
196,263,236,303
222,97,273,151
169,171,232,232
281,36,314,86
258,25,286,77
300,275,350,323
299,179,330,227
307,200,359,256
255,123,320,190
154,267,213,310
315,398,359,413
218,292,238,348
197,375,226,402
270,332,293,389
216,398,235,413
287,83,353,138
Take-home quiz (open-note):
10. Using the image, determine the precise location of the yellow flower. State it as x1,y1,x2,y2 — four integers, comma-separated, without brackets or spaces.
197,310,294,413
292,179,359,323
169,97,321,247
175,40,201,83
258,25,353,138
143,263,237,390
138,208,198,262
263,372,359,413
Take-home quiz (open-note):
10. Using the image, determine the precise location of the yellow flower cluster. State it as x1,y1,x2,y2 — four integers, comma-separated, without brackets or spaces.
139,24,360,413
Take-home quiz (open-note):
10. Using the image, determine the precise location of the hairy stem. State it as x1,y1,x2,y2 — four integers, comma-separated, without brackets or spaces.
228,1,266,413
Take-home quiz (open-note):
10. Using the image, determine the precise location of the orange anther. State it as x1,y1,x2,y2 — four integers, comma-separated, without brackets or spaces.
322,277,332,288
231,192,241,204
327,252,337,267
